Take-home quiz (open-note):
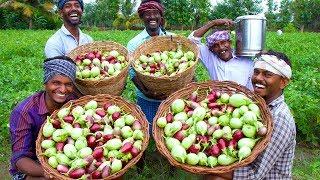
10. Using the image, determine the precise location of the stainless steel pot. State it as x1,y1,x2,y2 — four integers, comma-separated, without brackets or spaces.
235,15,266,57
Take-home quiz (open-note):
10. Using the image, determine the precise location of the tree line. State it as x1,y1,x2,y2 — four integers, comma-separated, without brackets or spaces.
0,0,319,32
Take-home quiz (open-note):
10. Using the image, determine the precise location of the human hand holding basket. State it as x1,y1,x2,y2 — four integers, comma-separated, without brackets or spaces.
131,76,167,100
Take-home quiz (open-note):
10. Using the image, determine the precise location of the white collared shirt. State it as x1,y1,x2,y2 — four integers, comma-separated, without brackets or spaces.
45,25,93,58
188,31,254,90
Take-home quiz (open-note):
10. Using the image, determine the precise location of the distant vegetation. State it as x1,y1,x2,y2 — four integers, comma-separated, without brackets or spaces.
0,0,319,32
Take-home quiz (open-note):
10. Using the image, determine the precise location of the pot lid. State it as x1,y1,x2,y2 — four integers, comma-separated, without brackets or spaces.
235,15,266,21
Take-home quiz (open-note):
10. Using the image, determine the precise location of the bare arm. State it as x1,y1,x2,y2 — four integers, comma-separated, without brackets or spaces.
193,19,234,38
16,157,45,177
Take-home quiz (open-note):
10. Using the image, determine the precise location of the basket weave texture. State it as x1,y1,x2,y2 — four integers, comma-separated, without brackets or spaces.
153,81,273,174
36,94,150,179
68,41,129,96
131,35,199,97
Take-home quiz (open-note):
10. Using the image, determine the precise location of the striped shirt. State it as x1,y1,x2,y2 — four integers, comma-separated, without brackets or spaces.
9,91,77,175
9,92,49,175
233,94,296,180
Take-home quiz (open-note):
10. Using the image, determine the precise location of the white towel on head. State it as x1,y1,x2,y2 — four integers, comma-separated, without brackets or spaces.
254,55,292,79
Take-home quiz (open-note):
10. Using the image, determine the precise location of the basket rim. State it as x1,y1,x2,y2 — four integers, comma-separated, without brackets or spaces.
36,94,150,179
130,35,200,80
67,41,130,83
67,41,128,58
152,80,273,174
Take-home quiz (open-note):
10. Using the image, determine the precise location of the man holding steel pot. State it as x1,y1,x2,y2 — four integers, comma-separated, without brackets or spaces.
188,19,254,90
205,50,296,180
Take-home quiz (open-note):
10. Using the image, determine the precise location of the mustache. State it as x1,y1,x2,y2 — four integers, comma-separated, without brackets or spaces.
252,80,266,86
219,48,230,52
68,10,80,16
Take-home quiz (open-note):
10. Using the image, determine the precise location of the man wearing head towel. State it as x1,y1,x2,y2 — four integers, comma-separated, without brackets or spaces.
127,0,174,125
45,0,93,58
127,0,173,53
9,57,77,179
188,19,254,89
205,50,296,180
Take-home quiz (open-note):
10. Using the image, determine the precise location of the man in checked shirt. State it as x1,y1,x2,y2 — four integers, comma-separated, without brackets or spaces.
9,56,78,179
205,50,296,180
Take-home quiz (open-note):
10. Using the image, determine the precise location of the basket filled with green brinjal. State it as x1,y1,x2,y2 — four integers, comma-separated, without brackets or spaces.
153,81,273,174
131,35,199,97
36,94,149,179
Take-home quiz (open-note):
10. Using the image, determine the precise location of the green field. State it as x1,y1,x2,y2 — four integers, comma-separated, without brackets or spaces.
0,30,319,179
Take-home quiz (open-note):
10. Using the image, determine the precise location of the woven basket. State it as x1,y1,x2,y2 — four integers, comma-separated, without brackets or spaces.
131,35,199,97
68,41,129,96
36,94,150,179
153,81,273,174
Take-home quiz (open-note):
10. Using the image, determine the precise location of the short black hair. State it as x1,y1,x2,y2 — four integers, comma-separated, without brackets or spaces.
257,50,292,68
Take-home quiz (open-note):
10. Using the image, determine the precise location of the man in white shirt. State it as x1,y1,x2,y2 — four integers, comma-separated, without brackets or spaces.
45,0,93,58
188,19,253,90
